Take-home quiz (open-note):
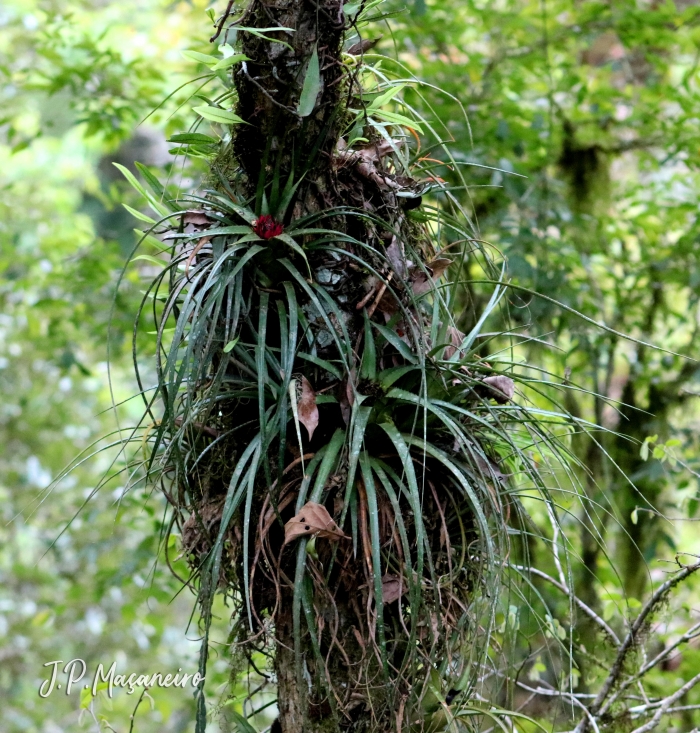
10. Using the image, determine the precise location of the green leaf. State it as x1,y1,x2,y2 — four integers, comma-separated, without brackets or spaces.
315,394,337,404
167,132,219,145
122,204,156,224
113,162,147,199
297,46,321,117
359,452,389,676
370,109,423,133
276,169,307,220
134,162,176,210
360,309,377,380
310,429,345,503
134,229,171,253
193,105,246,125
377,365,417,389
367,83,406,111
212,54,249,70
223,337,239,353
79,686,93,709
276,233,311,276
202,226,252,237
298,352,343,379
113,163,170,217
229,711,257,733
373,322,417,363
305,535,319,561
181,50,218,66
133,255,167,268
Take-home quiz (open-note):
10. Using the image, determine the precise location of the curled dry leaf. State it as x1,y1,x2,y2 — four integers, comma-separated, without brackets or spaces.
283,501,348,545
297,376,319,440
376,289,399,316
183,210,213,227
356,139,395,163
444,325,465,360
381,574,407,604
480,375,515,404
336,144,400,191
386,236,407,279
347,36,383,55
411,272,431,296
356,276,379,310
410,258,453,296
426,257,452,279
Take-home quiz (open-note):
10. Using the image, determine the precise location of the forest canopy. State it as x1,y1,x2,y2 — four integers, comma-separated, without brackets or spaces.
2,1,700,732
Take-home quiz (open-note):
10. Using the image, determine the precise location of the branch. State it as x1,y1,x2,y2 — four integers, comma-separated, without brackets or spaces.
210,0,235,43
630,672,700,733
604,619,700,709
510,564,620,645
510,680,602,733
574,559,700,733
129,686,152,733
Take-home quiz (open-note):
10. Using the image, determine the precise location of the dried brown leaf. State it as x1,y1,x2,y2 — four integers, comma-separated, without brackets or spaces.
346,377,355,409
444,325,465,360
297,376,319,440
426,257,452,279
339,369,356,426
386,236,407,279
356,139,394,163
376,290,399,316
336,145,400,190
356,276,379,310
283,501,347,545
347,36,383,55
352,626,366,651
381,574,407,604
472,451,505,483
183,210,213,227
410,271,431,296
410,258,453,295
481,375,515,404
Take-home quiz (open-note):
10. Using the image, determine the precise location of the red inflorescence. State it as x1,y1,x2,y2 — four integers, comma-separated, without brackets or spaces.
253,215,284,240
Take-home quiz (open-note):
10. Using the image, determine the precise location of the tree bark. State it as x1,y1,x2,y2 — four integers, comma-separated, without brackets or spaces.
224,3,385,731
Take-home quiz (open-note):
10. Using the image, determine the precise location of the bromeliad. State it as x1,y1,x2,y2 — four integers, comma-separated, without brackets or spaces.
252,214,284,239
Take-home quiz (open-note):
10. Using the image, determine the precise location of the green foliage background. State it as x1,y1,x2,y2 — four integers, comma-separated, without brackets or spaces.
2,0,700,730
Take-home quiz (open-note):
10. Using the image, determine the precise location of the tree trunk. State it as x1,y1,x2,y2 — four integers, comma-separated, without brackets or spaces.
166,1,519,730
228,6,370,729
